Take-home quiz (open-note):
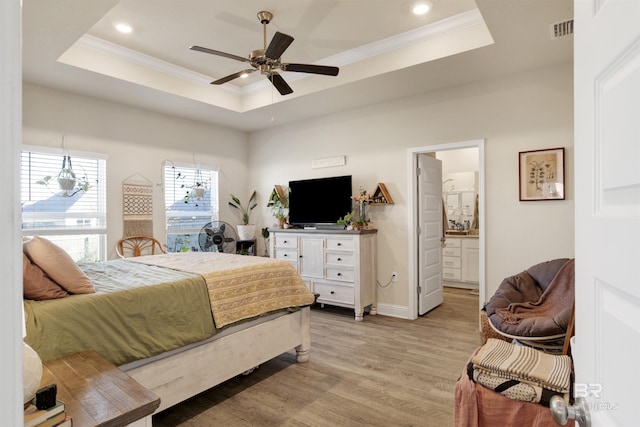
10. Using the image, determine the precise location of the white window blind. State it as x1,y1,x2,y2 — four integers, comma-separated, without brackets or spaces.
164,163,219,252
21,147,107,262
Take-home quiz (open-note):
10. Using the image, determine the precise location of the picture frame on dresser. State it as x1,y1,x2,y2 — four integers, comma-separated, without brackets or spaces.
518,147,565,201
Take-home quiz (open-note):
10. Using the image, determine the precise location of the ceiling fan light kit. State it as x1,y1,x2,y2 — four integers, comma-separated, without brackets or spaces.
190,10,339,95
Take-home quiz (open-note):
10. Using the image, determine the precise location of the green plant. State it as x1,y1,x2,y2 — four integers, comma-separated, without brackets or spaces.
229,191,257,225
261,227,270,257
37,167,92,197
180,169,210,205
267,185,289,220
337,209,368,229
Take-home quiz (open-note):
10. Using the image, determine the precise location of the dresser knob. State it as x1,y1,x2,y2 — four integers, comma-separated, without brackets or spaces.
337,272,342,276
330,291,335,294
337,243,342,246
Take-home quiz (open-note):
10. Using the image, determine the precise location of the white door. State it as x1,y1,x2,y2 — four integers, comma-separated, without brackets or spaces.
574,0,640,425
417,154,444,315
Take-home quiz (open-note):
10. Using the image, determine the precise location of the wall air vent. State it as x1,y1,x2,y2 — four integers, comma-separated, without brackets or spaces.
550,19,574,39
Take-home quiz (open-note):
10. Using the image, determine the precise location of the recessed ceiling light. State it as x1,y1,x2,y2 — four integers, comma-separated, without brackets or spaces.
412,2,432,15
240,72,250,79
115,22,133,34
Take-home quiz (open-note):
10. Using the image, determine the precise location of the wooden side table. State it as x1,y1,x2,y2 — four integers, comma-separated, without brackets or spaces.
39,350,160,427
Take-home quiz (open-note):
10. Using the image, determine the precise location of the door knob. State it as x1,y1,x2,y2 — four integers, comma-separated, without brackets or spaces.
550,396,591,427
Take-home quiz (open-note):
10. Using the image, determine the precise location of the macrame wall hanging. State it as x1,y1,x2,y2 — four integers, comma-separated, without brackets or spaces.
122,174,154,237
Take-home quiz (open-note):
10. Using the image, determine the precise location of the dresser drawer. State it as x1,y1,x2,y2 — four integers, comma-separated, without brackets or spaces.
443,268,461,280
315,283,354,305
444,238,461,248
275,235,298,249
274,248,298,262
443,256,461,269
326,237,355,251
442,247,460,257
325,267,355,283
325,252,355,266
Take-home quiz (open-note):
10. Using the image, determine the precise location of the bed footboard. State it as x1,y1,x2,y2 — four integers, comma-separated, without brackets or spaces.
123,307,311,415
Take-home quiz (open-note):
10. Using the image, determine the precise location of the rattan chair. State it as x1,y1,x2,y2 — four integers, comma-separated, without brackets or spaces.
116,235,167,258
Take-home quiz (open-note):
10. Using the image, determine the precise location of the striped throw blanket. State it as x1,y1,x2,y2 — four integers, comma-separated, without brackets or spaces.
468,338,572,406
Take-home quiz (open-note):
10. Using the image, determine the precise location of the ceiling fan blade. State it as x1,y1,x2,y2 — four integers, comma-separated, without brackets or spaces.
268,73,293,95
211,69,256,85
189,45,251,64
283,63,339,76
265,32,294,59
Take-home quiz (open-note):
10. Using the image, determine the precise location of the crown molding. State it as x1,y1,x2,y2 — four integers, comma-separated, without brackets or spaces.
74,8,484,97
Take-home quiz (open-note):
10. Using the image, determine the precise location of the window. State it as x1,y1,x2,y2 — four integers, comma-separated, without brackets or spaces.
164,163,218,252
21,146,107,263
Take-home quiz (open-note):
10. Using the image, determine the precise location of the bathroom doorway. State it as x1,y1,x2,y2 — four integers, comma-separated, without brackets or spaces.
407,139,485,320
438,147,480,293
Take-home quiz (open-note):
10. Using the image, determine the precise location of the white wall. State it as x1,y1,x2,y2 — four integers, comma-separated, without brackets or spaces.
249,63,575,315
23,83,249,258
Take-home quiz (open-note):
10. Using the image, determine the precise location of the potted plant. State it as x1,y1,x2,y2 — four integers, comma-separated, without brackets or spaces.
267,185,289,228
229,191,257,240
337,210,368,230
261,227,270,257
37,155,92,197
181,169,209,204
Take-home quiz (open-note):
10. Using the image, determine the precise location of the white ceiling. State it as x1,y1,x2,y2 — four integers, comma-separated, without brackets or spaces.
22,0,573,132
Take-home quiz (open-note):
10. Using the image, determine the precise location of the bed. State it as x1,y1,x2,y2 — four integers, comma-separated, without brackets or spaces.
23,240,316,422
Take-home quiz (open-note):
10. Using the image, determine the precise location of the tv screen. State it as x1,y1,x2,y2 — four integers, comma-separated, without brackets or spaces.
288,175,352,226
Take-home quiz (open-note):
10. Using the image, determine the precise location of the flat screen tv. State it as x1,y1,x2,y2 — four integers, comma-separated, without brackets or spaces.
288,175,352,226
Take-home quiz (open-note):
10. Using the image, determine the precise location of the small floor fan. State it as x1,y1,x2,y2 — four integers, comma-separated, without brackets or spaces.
198,221,237,253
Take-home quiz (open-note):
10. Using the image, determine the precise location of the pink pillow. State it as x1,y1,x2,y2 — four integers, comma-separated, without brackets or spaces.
23,236,95,294
23,253,69,300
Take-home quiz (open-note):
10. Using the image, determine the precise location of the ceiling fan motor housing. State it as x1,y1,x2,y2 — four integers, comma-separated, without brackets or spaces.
257,11,273,24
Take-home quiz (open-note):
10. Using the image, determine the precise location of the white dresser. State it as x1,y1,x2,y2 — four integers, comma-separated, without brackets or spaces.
442,236,479,286
269,228,377,321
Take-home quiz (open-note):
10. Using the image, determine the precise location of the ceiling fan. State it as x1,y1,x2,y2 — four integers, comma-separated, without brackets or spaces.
190,11,339,95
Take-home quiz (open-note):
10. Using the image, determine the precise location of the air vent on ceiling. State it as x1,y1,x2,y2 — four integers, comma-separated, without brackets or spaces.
550,19,574,39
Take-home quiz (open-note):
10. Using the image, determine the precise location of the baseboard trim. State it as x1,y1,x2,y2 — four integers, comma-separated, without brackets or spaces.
375,303,410,319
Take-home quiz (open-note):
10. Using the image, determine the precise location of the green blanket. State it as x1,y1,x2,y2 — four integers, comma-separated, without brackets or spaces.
24,259,215,366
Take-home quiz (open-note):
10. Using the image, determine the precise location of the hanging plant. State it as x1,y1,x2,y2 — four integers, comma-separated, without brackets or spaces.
37,155,92,197
180,169,210,205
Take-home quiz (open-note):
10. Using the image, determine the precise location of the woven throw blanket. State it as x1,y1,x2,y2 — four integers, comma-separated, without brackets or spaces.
130,252,316,328
471,339,572,393
467,364,567,406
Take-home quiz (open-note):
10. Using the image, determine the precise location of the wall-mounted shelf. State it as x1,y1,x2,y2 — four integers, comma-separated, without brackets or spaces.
370,183,394,205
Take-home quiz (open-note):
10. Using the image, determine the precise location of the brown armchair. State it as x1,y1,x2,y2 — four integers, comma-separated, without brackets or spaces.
484,258,574,352
116,235,167,258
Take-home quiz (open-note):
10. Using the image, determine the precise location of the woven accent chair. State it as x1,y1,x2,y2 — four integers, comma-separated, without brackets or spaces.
116,235,167,258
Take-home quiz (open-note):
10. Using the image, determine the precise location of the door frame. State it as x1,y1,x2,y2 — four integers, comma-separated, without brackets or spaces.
406,139,485,320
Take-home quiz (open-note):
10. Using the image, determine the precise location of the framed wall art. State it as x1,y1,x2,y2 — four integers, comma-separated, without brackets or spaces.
519,147,565,201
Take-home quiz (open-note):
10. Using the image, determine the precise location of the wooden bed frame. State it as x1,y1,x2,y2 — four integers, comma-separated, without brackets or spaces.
122,306,311,425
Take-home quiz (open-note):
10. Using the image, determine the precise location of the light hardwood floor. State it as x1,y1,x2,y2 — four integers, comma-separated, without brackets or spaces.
153,287,481,427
